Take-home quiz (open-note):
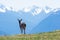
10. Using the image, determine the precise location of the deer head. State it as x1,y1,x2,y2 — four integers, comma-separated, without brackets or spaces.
17,19,22,24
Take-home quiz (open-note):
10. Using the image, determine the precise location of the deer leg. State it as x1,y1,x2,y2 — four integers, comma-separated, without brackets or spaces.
24,28,26,34
24,30,25,34
20,28,23,34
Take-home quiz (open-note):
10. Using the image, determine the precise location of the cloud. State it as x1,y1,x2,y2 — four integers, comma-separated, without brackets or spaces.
0,0,60,12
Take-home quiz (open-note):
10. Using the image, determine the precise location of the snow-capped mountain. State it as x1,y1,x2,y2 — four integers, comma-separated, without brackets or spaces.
21,6,60,16
0,4,60,15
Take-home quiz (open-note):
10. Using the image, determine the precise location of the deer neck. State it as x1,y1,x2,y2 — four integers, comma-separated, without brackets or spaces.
19,21,22,24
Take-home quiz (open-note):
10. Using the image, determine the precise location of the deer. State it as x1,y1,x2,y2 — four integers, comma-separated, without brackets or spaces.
18,19,26,34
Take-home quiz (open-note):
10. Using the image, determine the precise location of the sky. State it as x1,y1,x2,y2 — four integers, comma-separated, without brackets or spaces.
0,0,60,12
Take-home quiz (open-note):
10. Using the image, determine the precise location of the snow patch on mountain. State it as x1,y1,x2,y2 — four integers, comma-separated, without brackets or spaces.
32,8,42,16
0,8,6,12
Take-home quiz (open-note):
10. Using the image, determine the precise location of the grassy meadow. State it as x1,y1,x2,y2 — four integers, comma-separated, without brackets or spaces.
0,30,60,40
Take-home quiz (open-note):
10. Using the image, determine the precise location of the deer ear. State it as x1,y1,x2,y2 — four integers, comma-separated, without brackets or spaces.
20,19,22,21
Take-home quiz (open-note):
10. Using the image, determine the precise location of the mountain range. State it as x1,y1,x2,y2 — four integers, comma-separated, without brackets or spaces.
0,4,60,35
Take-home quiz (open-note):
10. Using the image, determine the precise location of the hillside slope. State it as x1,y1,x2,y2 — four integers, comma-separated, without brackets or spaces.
31,10,60,33
0,30,60,40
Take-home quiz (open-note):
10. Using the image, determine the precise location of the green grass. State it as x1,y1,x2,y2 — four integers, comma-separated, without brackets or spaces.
0,30,60,40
